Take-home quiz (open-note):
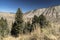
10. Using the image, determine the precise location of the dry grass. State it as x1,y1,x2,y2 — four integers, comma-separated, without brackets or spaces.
0,23,60,40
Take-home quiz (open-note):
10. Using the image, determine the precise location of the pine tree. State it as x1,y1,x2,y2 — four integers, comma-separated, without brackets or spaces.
39,14,47,28
23,21,34,34
32,15,38,24
26,21,34,33
11,8,23,37
32,15,39,29
0,17,9,40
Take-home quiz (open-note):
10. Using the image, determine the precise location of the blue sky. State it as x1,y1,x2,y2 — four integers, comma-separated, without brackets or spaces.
0,0,60,13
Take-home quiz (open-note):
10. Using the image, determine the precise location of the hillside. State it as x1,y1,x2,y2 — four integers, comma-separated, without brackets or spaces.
0,5,60,26
24,5,60,23
0,5,60,40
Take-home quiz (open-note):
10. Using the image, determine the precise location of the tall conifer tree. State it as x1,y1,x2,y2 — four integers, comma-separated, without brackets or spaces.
11,8,23,37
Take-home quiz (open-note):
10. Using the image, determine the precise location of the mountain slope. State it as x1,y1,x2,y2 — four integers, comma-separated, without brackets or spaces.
24,5,60,23
0,5,60,28
0,5,60,40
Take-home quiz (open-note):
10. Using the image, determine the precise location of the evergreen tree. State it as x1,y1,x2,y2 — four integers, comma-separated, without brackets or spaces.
32,15,39,29
26,22,34,33
23,22,34,34
39,14,47,28
32,15,38,24
0,17,9,40
11,8,23,37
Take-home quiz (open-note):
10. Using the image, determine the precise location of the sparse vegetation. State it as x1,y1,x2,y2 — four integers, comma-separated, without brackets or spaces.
30,37,37,40
0,3,59,40
44,35,51,40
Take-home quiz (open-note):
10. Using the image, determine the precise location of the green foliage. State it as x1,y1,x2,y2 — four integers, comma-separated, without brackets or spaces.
11,8,49,37
15,8,23,23
23,22,34,34
32,14,48,28
32,15,38,29
32,15,38,24
39,14,48,28
11,8,23,37
0,17,9,37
